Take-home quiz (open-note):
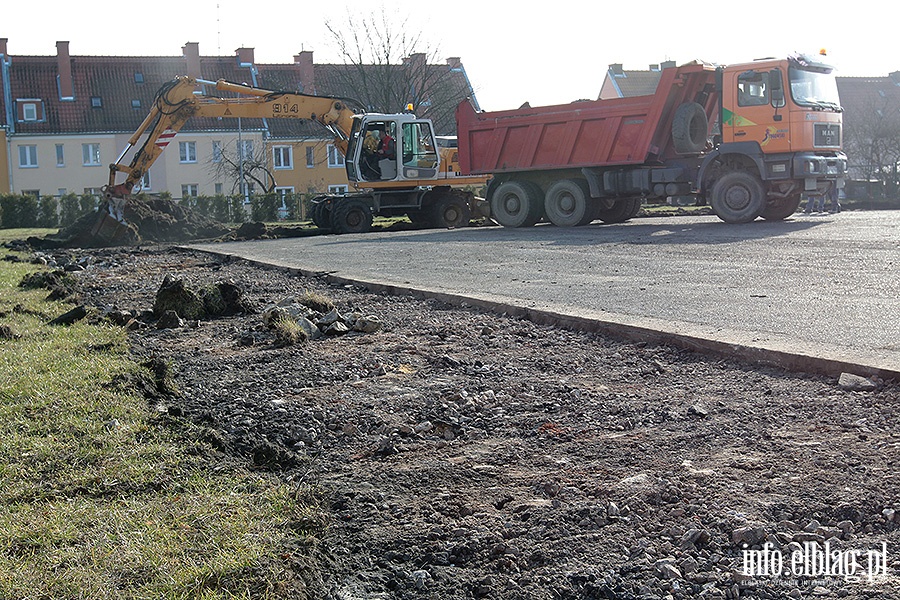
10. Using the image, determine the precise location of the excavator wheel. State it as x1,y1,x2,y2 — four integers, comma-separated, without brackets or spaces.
311,199,332,230
430,190,472,228
331,198,374,234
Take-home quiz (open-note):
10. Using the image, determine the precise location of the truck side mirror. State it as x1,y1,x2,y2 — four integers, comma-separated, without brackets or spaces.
770,69,785,108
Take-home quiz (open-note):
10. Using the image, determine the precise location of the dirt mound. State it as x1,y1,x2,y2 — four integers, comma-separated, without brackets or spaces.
29,197,232,248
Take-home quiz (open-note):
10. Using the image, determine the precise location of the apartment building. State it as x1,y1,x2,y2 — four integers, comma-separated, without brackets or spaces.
0,39,476,202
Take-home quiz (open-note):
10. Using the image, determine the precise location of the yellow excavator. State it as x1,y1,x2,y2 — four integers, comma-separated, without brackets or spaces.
94,76,488,242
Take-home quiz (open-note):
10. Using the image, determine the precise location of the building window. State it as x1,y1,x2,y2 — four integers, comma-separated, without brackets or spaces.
237,140,253,160
57,188,67,197
134,72,144,84
83,188,102,199
306,146,315,168
91,96,102,108
82,143,101,166
179,141,197,163
328,184,349,195
22,190,40,198
212,140,223,163
135,172,151,192
131,99,142,110
56,144,65,167
18,145,38,168
214,183,224,195
23,103,38,121
273,146,293,169
181,184,199,198
327,144,344,168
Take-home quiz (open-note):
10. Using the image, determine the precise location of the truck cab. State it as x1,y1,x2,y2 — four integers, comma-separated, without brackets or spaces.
718,54,845,198
345,113,441,185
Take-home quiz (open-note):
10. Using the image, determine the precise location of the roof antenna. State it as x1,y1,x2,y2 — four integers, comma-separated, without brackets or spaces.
217,3,221,55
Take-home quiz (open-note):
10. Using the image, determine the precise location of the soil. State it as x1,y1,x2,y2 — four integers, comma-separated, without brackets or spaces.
24,245,900,599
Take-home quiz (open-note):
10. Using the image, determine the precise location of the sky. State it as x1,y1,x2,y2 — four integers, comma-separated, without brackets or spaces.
4,0,895,111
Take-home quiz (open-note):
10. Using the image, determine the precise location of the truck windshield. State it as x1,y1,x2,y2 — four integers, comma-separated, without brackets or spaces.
789,67,841,110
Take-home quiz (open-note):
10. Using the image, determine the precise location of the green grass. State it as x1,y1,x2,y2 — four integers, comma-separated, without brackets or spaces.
0,229,320,598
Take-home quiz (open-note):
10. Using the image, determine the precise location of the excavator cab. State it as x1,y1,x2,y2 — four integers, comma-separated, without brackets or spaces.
346,114,440,185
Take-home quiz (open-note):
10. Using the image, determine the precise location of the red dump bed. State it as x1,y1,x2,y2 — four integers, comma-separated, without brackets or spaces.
456,62,718,176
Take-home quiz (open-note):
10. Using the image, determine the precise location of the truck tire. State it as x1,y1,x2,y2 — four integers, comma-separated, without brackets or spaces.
596,198,641,224
760,194,802,221
331,198,373,234
430,190,472,228
544,179,595,227
491,180,544,228
672,102,708,154
711,171,765,223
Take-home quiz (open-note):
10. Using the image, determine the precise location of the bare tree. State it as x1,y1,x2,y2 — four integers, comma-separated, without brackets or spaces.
323,10,473,134
844,92,900,194
208,141,276,197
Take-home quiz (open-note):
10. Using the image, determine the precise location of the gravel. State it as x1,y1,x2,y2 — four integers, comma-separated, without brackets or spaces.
41,245,900,599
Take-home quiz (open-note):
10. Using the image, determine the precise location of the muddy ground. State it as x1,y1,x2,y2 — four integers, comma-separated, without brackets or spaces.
26,245,900,599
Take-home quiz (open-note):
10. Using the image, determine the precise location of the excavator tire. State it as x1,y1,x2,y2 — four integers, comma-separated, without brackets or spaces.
429,190,472,228
311,199,332,230
331,198,374,234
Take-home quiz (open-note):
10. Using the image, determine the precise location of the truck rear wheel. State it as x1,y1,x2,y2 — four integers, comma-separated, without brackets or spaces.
711,172,765,223
491,181,544,228
672,103,708,154
544,179,595,227
331,198,373,234
596,198,641,224
760,194,802,221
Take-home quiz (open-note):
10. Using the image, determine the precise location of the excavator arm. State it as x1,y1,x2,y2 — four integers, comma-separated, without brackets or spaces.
105,76,358,201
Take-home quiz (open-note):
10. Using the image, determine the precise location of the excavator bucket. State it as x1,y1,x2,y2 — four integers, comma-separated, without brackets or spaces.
90,212,133,245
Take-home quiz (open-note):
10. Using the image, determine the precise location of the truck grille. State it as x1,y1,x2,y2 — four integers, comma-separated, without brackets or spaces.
814,123,841,148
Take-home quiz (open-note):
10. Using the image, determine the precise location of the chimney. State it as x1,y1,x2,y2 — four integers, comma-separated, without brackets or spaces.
182,42,201,79
661,60,677,70
0,38,7,56
294,50,315,93
649,64,660,72
236,47,255,67
57,41,74,100
610,63,624,76
447,57,462,70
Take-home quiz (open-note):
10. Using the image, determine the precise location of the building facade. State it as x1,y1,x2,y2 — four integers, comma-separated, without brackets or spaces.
0,39,477,204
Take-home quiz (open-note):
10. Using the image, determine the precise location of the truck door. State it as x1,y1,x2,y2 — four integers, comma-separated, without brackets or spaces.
723,69,791,153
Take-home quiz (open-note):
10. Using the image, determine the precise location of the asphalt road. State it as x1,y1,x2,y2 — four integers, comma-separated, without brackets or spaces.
190,211,900,376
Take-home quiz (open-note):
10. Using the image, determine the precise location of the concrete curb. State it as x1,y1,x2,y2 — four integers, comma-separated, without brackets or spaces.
183,246,899,382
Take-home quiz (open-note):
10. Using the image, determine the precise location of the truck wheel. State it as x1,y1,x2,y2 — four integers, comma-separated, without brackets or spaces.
544,179,595,226
331,199,373,234
711,172,765,223
430,191,472,228
596,198,641,224
760,194,802,221
672,103,708,154
491,181,544,227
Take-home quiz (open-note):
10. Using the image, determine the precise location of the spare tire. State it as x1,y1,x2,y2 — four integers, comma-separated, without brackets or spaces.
672,102,708,154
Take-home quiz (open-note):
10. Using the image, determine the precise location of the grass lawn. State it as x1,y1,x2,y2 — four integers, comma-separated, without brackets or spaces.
0,229,319,599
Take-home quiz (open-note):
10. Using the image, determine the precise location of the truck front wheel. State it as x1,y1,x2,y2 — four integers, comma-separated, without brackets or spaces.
490,181,544,227
711,172,765,224
544,179,595,227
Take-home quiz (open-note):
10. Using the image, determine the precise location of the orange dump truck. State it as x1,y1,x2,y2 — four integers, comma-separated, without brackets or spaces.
457,54,847,225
